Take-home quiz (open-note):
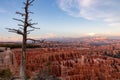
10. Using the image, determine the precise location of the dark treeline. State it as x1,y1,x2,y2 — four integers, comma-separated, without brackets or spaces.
0,43,41,49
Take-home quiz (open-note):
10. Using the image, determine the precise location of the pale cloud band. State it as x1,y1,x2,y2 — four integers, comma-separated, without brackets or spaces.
0,8,7,13
57,0,120,27
0,33,57,42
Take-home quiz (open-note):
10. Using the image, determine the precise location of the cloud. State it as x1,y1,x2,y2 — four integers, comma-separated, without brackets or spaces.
44,33,57,38
36,33,57,39
0,33,57,42
57,0,120,26
0,36,22,42
87,32,96,36
109,23,120,27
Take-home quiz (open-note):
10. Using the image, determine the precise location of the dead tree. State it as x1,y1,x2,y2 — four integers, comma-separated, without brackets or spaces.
6,0,39,79
27,38,45,43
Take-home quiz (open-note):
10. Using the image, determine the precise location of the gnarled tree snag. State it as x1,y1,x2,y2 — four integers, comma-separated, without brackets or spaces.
6,0,39,79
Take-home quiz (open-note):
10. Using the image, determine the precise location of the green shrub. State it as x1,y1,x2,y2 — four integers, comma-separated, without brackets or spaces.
0,68,13,80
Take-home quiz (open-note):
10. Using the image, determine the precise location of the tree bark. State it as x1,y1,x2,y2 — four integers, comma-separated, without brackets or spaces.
6,0,38,79
20,0,28,79
20,33,27,80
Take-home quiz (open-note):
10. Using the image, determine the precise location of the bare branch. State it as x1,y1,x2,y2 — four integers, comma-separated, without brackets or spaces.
29,22,38,25
40,39,46,43
6,28,23,35
28,11,34,14
18,24,24,27
28,0,35,5
16,12,25,16
27,29,35,34
19,27,24,30
27,29,35,32
27,23,40,29
27,38,34,40
13,18,24,23
27,38,45,43
28,19,32,22
29,26,40,29
23,2,26,5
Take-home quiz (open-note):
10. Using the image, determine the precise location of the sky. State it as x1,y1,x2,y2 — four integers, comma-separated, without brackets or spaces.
0,0,120,41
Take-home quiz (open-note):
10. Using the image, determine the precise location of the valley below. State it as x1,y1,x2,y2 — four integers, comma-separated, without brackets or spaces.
11,38,120,80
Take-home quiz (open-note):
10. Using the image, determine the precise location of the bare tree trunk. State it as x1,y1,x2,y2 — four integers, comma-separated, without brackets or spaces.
20,0,28,79
20,34,27,80
6,0,38,79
